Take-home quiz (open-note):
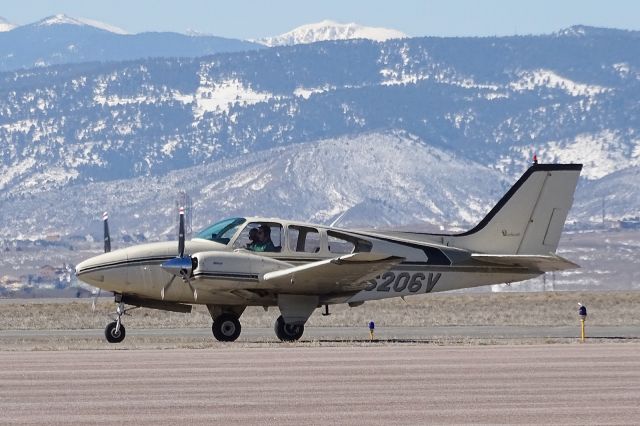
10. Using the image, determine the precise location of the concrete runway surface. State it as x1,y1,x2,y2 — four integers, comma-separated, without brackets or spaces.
1,344,639,424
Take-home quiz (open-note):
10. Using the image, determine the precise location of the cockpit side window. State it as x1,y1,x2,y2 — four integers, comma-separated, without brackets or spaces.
327,231,372,254
287,225,321,253
234,222,282,253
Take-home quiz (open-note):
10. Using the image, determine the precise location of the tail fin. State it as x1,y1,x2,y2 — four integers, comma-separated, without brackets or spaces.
451,164,582,255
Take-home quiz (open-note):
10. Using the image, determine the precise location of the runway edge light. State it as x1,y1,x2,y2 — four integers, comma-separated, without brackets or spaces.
578,303,587,342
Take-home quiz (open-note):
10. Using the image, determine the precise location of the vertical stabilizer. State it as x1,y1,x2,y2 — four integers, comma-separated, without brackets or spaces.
448,164,582,255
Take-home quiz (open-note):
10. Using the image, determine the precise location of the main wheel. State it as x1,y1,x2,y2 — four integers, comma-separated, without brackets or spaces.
105,321,126,343
274,315,304,342
212,313,241,342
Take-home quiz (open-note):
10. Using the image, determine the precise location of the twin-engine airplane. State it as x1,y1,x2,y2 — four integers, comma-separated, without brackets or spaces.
76,162,583,343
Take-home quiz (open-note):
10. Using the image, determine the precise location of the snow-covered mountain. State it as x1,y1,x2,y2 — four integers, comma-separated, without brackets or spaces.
0,14,262,71
32,14,129,34
0,26,639,240
0,16,16,32
572,165,640,223
258,20,406,46
0,132,511,240
0,130,631,241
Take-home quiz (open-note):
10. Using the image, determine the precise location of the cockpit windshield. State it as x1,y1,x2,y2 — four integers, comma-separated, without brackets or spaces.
195,217,246,245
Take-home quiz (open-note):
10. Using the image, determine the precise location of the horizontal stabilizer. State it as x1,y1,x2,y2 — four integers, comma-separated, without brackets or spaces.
262,252,404,294
471,253,579,272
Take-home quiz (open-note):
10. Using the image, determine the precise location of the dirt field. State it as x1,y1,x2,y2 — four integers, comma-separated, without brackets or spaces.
1,291,639,331
1,344,639,425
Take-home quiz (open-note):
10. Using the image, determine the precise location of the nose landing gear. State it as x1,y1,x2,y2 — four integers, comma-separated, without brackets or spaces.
104,299,137,344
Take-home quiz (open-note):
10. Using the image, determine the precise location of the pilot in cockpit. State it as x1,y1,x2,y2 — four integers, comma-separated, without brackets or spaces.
248,225,276,252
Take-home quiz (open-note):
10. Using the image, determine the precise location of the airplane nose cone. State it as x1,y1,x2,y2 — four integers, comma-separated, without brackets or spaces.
76,250,128,289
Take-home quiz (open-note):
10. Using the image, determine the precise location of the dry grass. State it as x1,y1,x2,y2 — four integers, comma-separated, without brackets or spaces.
1,291,639,330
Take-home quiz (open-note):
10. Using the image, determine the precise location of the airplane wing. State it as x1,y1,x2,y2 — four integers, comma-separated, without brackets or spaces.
261,252,405,294
471,253,579,272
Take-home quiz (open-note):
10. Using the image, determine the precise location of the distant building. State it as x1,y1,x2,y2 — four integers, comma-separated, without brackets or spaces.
619,217,640,230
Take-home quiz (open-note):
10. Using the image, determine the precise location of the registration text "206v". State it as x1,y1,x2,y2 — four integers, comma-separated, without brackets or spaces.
364,272,442,293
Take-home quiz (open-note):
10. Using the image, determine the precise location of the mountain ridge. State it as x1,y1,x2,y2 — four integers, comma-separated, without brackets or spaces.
0,27,638,237
30,14,129,34
0,16,16,32
257,20,407,46
0,15,263,71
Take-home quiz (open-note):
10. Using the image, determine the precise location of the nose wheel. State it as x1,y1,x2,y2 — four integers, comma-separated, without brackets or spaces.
105,321,126,343
212,313,241,342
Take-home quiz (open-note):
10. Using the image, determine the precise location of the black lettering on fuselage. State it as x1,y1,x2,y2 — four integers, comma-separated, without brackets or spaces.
363,271,442,293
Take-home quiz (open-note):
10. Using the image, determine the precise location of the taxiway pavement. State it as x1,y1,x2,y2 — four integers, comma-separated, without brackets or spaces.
1,344,639,424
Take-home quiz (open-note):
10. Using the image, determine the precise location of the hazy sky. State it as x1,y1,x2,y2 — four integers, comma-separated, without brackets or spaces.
2,0,639,39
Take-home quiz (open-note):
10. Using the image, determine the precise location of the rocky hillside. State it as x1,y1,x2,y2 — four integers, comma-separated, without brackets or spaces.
1,26,639,238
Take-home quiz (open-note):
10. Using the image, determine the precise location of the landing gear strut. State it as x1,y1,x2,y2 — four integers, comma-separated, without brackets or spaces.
274,315,304,342
104,299,137,344
212,313,241,342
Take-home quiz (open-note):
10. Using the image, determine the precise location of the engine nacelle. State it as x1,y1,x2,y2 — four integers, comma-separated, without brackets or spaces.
192,250,291,284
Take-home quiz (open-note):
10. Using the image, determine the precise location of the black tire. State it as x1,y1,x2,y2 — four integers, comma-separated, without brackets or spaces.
274,315,304,342
212,313,241,342
104,321,126,343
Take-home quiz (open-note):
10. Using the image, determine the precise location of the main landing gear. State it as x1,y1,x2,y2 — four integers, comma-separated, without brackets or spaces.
212,313,242,342
274,315,304,342
104,299,137,344
208,305,244,342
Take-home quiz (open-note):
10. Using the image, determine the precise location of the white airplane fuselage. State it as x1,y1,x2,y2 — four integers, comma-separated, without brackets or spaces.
76,222,540,307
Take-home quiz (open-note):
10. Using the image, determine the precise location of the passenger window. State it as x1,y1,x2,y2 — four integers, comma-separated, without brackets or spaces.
327,231,372,254
234,222,282,252
288,226,321,253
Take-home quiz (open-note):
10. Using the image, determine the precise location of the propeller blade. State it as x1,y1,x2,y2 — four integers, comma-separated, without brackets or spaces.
183,275,198,302
178,206,185,258
103,211,111,253
161,208,196,300
91,288,101,312
181,272,198,301
161,275,177,301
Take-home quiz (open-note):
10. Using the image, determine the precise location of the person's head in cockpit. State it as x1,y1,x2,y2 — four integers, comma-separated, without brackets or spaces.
257,225,272,244
250,225,276,252
247,228,258,249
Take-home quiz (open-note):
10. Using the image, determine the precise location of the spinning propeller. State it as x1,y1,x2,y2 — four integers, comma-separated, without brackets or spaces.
91,212,110,312
160,207,198,301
